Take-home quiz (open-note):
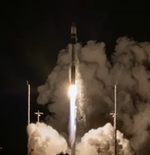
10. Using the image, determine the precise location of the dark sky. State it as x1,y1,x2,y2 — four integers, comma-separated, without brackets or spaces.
0,0,149,154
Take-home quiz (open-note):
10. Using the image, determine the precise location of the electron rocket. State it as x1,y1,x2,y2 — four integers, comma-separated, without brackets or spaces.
69,23,77,85
68,23,78,155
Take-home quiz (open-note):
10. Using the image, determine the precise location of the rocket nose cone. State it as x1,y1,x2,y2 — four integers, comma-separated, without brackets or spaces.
71,26,77,35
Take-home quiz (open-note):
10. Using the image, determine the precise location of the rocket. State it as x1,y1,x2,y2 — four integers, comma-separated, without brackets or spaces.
68,23,78,155
69,23,77,85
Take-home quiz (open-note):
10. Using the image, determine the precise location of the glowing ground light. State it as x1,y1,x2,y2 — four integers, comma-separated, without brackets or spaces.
68,85,77,148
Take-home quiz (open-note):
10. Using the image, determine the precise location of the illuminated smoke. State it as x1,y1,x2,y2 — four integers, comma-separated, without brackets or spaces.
37,37,150,154
76,123,135,155
75,66,88,137
27,122,135,155
27,123,68,155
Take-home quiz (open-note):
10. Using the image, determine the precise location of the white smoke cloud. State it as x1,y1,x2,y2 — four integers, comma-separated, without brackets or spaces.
76,123,135,155
27,123,68,155
37,37,150,154
27,122,135,155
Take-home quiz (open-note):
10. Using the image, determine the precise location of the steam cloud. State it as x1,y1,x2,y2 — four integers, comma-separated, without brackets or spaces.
36,37,150,155
27,123,68,155
27,122,135,155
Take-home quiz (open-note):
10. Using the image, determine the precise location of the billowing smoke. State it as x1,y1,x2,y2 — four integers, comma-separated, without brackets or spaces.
37,37,150,154
27,122,135,155
27,123,68,155
76,123,135,155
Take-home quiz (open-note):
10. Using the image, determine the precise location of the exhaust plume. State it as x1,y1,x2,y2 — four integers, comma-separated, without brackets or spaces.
37,37,150,154
27,122,135,155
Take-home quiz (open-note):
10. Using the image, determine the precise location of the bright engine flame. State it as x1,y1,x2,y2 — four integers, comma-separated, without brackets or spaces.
68,85,77,98
68,85,77,148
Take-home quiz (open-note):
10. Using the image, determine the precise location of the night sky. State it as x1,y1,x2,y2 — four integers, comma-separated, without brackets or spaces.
0,0,150,154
